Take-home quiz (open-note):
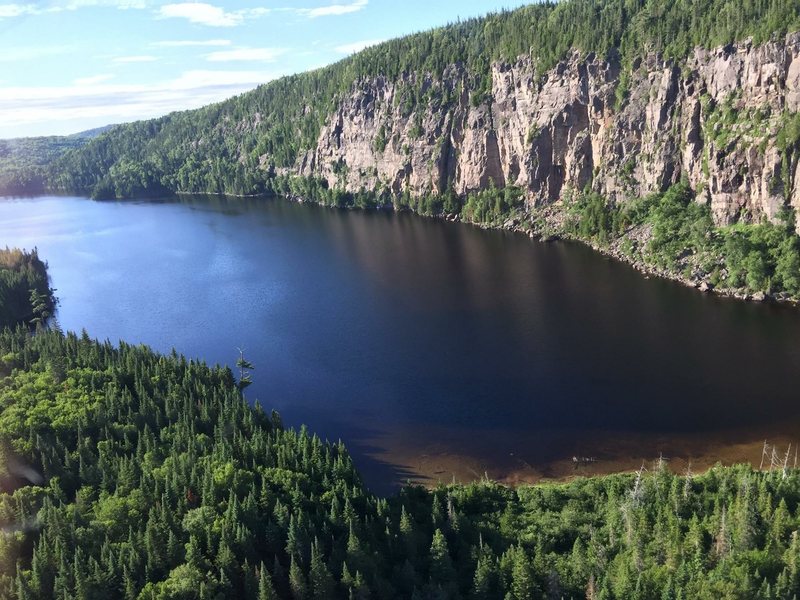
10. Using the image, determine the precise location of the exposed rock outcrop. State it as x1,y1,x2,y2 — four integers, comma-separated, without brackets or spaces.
300,33,800,229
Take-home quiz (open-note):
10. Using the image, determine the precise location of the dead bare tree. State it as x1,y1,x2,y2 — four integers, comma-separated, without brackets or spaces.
655,452,669,472
771,446,782,472
783,444,792,480
758,441,797,478
631,463,647,507
683,462,693,500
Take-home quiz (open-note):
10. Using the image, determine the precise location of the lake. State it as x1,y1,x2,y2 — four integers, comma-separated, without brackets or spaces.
3,195,800,494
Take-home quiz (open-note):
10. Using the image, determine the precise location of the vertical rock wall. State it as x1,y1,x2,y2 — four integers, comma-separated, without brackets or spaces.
303,32,800,227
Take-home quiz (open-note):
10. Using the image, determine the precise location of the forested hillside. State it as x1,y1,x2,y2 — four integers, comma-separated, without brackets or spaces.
4,0,800,303
0,129,110,196
0,248,54,329
2,323,800,599
2,0,799,200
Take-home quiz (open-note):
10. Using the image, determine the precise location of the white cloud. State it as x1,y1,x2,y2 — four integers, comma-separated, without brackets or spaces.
300,0,367,18
0,3,37,18
206,47,286,62
113,55,158,63
0,69,281,137
56,0,149,9
245,7,270,18
0,0,148,18
158,2,243,27
0,0,371,24
0,44,73,62
152,38,231,47
73,73,115,85
156,3,273,27
169,69,274,89
334,38,383,54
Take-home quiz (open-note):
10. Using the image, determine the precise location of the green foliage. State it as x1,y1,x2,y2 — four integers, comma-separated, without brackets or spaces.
408,114,424,140
567,191,615,243
0,136,89,195
646,182,713,268
462,185,524,225
0,248,54,329
718,217,800,294
5,0,800,199
236,349,255,392
372,125,388,154
776,112,800,155
2,252,800,598
614,66,631,111
270,175,387,210
568,183,800,297
776,112,800,199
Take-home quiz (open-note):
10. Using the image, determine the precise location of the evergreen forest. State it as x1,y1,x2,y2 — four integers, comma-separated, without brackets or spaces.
2,0,800,200
2,252,800,599
0,249,54,331
5,1,800,597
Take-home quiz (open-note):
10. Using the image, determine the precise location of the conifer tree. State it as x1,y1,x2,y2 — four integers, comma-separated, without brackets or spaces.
289,555,308,600
471,550,495,599
429,529,455,587
258,561,278,600
510,547,536,600
309,541,337,599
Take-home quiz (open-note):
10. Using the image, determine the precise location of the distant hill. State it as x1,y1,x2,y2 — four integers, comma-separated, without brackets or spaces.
0,125,116,195
70,124,116,139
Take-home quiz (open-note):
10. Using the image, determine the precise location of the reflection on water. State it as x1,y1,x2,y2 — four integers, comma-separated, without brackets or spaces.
3,194,800,494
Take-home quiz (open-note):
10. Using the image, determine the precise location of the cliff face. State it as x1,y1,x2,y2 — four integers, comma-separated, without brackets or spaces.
300,32,800,227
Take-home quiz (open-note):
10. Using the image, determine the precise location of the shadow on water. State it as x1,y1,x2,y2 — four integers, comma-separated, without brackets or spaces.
335,431,429,496
5,194,800,491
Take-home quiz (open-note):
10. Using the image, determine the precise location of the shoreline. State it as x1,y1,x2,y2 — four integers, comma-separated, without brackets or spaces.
576,234,800,307
282,192,800,309
475,204,800,308
356,424,800,490
13,189,800,309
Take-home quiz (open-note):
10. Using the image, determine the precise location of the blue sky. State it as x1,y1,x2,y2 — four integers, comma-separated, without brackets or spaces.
0,0,528,138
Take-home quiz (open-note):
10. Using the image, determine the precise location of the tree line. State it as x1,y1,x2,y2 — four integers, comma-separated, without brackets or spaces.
567,182,800,298
2,323,800,599
0,248,54,329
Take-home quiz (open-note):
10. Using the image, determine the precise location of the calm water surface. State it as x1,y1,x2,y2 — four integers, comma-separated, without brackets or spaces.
3,195,800,493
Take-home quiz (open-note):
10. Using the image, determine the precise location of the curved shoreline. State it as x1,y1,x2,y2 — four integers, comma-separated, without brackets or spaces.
359,423,800,490
12,190,800,308
284,192,800,309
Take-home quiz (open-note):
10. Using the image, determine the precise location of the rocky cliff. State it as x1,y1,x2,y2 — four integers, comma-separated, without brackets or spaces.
299,32,800,229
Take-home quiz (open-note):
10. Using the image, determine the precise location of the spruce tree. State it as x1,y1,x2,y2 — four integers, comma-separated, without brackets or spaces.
258,561,278,600
289,555,308,600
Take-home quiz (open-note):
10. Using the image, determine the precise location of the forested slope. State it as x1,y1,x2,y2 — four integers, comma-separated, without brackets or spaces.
0,248,54,329
0,129,109,196
3,0,800,201
2,324,800,599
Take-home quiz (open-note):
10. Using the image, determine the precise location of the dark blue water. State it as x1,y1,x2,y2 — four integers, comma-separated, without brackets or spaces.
3,195,800,492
